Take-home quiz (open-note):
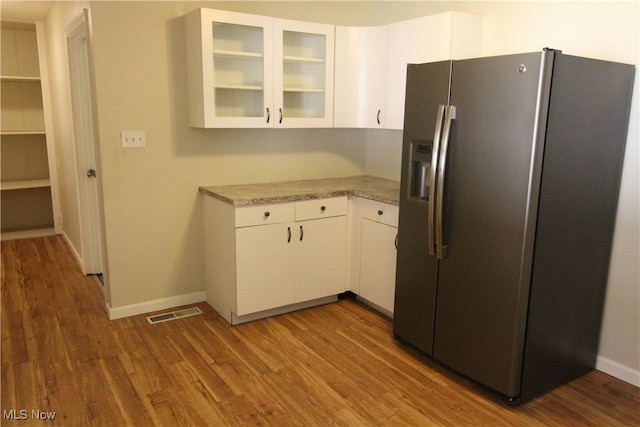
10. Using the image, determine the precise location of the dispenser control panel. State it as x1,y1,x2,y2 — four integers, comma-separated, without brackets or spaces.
409,140,433,201
412,143,432,162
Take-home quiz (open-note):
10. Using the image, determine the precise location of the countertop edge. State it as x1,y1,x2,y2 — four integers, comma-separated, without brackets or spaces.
199,176,400,207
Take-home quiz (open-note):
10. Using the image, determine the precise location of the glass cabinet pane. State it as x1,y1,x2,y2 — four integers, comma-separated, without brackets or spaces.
212,22,265,118
281,30,326,119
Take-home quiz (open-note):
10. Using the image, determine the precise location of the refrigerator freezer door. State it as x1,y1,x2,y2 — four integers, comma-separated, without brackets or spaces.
431,52,548,397
393,61,451,355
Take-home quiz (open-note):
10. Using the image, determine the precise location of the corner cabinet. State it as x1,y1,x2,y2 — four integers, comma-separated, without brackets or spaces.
335,12,483,129
185,9,334,128
349,197,399,315
1,21,60,240
203,195,347,324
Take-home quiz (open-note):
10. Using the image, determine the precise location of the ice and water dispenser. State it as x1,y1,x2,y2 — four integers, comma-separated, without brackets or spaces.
409,141,433,201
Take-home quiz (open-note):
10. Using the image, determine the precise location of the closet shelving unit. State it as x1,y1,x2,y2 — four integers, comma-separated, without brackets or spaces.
1,20,60,240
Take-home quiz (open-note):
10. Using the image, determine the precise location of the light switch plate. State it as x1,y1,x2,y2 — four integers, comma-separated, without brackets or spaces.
121,130,146,148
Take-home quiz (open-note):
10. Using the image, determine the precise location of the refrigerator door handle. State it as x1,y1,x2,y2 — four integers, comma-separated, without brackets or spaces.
436,105,456,259
428,104,447,256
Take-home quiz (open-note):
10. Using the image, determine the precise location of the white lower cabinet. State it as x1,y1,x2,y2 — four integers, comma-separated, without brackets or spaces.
203,195,347,324
295,216,347,302
359,219,397,313
236,223,295,315
349,197,399,315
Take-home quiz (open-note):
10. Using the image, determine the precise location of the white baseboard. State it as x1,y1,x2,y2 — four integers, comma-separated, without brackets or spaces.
61,231,84,271
108,291,206,320
596,356,640,387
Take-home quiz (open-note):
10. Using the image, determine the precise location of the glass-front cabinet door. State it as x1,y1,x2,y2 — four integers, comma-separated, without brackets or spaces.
274,19,334,128
186,9,334,128
186,9,273,128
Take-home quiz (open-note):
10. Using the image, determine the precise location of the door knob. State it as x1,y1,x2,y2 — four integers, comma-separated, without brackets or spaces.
87,169,97,178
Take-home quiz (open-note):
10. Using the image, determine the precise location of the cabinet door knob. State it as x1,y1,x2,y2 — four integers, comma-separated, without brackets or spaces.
264,211,270,218
377,210,383,216
87,169,97,178
320,206,326,212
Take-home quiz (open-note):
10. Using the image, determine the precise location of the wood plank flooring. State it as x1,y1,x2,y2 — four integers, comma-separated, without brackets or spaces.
2,236,639,426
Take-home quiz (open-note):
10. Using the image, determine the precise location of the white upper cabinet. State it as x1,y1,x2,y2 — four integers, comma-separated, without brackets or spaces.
274,19,334,128
185,9,334,128
334,25,388,128
185,9,273,128
335,12,483,130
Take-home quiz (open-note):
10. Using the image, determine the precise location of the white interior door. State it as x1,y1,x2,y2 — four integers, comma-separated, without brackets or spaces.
66,10,103,275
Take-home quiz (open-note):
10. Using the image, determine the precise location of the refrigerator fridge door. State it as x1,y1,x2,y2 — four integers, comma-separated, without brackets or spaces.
393,61,451,355
431,52,552,398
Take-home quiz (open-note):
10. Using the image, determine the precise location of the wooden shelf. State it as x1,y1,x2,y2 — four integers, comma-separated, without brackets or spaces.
1,179,50,191
1,75,41,82
1,130,46,136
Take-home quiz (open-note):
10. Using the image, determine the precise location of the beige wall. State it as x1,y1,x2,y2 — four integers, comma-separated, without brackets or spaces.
88,1,370,313
38,1,638,382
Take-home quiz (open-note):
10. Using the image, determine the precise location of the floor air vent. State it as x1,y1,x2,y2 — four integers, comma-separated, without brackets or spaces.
146,307,203,324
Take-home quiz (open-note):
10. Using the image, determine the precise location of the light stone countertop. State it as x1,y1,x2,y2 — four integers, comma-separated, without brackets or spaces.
200,175,400,206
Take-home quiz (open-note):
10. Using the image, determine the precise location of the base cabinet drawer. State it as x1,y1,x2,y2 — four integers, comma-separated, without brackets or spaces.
295,196,348,221
358,197,399,227
235,202,294,227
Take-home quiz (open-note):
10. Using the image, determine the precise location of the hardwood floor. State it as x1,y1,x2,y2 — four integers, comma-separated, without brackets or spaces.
2,236,639,426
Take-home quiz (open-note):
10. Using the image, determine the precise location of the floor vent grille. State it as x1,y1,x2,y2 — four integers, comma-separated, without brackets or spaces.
146,307,203,324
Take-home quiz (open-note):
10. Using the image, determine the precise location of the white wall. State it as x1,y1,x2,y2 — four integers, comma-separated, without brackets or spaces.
36,1,638,385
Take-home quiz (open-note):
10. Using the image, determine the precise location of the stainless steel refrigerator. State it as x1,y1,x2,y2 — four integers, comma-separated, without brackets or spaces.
393,49,635,403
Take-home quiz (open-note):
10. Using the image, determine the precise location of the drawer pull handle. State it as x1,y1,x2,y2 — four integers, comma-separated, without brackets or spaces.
287,227,291,243
320,206,326,212
378,210,383,216
264,211,270,218
300,225,304,241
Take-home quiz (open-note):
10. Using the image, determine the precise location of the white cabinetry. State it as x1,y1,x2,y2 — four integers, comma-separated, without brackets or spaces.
294,198,347,301
349,197,399,315
1,21,59,240
236,222,296,314
185,9,334,128
203,196,347,324
334,25,387,128
335,12,483,129
359,219,397,314
274,19,334,128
